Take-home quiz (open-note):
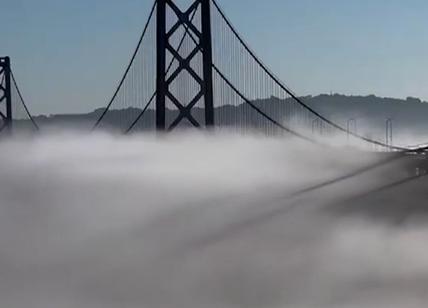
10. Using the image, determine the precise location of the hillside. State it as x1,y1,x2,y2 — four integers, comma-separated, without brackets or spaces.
27,94,428,141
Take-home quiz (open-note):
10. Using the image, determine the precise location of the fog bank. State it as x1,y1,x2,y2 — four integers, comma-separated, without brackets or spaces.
0,132,427,308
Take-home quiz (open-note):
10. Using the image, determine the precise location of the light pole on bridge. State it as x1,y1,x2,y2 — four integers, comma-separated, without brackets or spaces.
386,118,393,150
346,118,357,142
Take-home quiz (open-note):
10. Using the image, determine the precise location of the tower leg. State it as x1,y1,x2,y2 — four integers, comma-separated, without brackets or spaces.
201,0,214,127
156,0,167,131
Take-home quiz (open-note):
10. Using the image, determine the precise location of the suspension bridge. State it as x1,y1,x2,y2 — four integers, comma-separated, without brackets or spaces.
1,0,428,157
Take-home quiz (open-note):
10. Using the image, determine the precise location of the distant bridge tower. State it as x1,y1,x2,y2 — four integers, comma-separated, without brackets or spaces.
156,0,214,131
0,57,12,133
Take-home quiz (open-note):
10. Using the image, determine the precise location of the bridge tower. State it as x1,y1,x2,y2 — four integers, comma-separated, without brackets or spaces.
156,0,214,131
0,57,12,133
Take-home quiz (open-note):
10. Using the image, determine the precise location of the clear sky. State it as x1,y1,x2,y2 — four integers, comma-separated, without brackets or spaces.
1,0,428,115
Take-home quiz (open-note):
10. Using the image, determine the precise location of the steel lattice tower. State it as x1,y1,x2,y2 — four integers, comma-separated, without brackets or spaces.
0,57,12,133
156,0,214,131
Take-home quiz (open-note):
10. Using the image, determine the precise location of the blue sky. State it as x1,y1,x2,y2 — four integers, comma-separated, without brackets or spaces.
1,0,428,115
